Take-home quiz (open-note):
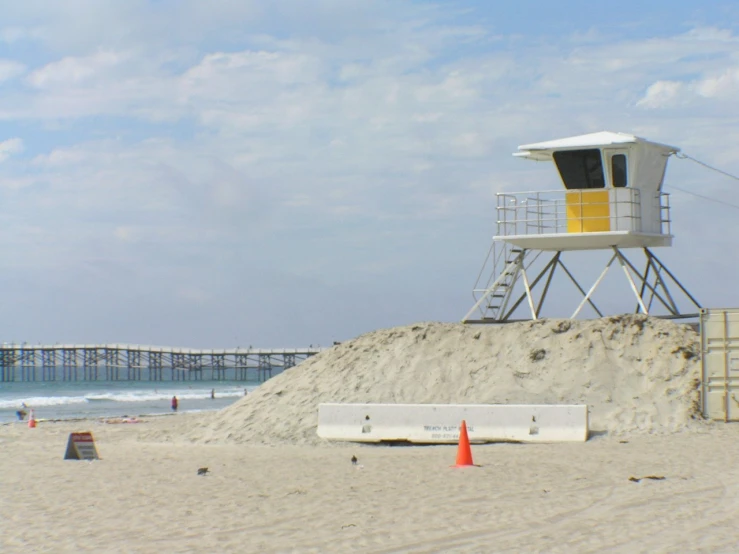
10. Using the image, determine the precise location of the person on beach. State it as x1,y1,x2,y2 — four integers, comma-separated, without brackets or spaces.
16,409,27,421
171,396,178,411
210,389,215,400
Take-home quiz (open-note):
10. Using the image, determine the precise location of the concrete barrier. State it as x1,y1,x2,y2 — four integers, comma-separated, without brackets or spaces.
317,403,588,443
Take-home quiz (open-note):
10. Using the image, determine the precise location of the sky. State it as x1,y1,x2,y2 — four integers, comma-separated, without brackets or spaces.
1,0,738,348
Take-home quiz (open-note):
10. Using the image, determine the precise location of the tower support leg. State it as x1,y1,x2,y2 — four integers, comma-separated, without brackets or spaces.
464,244,701,323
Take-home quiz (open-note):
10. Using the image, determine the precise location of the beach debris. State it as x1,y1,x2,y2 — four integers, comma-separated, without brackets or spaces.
197,467,209,476
628,475,665,483
529,348,546,362
341,523,356,529
104,417,141,424
351,455,358,465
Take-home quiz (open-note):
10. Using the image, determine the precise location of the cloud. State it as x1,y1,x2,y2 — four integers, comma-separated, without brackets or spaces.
623,27,739,109
27,50,128,88
0,3,738,345
0,26,44,43
696,66,739,98
636,80,685,108
637,65,739,108
0,137,23,162
0,27,27,43
5,19,739,232
0,59,25,82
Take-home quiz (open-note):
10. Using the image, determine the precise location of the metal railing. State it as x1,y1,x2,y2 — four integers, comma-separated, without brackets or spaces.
659,193,672,237
495,189,671,238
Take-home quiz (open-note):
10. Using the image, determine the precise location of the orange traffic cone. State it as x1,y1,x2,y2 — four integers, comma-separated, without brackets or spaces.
453,420,474,467
28,409,36,429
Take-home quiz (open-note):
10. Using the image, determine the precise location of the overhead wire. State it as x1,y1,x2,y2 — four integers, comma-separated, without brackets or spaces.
673,152,739,183
666,183,739,211
666,152,739,211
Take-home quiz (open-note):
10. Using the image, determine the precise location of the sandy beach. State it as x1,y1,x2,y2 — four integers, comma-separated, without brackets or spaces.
3,316,738,553
3,416,739,553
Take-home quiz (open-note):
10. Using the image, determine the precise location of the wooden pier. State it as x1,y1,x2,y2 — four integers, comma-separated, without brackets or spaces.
0,344,322,382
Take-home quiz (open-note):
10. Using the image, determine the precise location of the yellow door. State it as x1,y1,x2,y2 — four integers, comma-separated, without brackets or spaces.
566,190,611,233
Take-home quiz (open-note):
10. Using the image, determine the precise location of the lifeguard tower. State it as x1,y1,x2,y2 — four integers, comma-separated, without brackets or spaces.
463,131,702,323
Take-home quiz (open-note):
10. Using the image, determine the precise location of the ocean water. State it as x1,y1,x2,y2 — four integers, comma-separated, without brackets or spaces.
0,379,258,424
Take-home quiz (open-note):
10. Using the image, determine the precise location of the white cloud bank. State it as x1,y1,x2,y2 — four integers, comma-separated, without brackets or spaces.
0,2,737,346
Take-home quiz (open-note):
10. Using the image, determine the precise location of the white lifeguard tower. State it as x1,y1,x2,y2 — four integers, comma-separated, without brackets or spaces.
463,131,701,323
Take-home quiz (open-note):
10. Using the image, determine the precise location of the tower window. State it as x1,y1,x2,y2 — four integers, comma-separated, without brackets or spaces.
553,149,605,190
611,154,627,187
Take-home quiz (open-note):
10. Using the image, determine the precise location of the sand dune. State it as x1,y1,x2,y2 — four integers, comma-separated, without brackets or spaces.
189,315,703,446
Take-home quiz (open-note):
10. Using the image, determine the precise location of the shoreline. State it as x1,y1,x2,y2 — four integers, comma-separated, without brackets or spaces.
0,379,252,425
1,409,210,427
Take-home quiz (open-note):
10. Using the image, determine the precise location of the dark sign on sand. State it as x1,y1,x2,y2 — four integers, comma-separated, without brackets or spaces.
64,432,100,460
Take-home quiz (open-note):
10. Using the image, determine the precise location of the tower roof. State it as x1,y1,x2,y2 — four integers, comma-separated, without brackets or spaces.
515,131,680,161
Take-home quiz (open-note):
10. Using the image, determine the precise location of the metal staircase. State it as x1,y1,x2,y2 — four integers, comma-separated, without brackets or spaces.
466,243,532,322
